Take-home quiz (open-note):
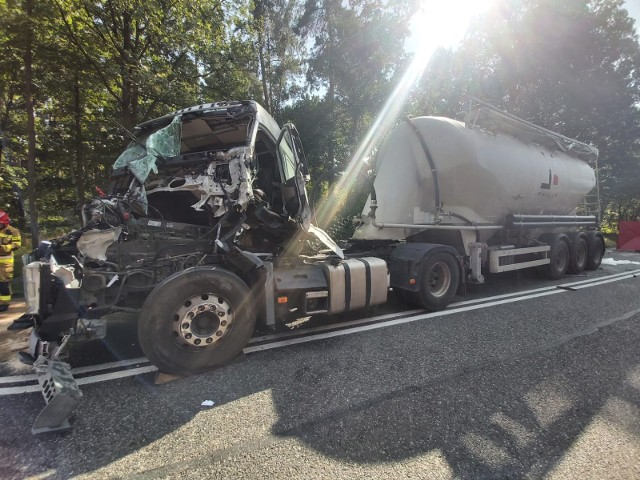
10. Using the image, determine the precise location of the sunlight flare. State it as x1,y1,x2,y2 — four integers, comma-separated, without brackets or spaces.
315,0,495,229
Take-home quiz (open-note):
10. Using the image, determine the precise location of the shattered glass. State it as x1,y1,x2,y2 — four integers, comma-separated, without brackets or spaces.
113,115,182,183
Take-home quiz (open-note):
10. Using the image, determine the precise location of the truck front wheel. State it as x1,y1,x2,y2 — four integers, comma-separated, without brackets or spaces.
416,253,460,311
138,268,256,376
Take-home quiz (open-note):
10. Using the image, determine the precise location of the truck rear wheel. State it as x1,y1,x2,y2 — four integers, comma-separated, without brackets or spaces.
138,268,256,376
545,235,570,280
568,235,588,274
585,234,604,270
416,252,459,311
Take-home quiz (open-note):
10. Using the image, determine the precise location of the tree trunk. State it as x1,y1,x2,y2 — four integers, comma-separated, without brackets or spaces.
120,11,136,133
72,74,85,208
24,0,40,245
324,0,335,169
258,28,271,112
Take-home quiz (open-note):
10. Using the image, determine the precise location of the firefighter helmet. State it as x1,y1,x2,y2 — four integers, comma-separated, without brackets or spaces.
0,211,9,227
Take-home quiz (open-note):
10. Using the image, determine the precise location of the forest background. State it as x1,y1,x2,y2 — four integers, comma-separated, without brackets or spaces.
0,0,639,245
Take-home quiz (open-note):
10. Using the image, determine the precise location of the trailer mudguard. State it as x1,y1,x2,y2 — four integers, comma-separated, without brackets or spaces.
388,243,462,293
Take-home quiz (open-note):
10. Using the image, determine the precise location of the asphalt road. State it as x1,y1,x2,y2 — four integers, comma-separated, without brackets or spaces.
1,251,639,479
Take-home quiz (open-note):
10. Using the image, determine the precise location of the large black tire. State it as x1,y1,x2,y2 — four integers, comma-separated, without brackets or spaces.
545,235,570,280
586,234,604,271
416,252,460,311
568,234,588,274
138,267,256,376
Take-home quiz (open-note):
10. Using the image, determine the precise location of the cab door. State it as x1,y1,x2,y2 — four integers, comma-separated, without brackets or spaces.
275,124,311,229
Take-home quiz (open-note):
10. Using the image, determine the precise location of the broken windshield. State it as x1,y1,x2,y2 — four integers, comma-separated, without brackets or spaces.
112,112,255,184
113,115,182,183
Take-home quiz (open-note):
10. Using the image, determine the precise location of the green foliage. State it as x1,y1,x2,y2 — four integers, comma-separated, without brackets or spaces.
411,0,640,230
0,0,638,237
251,0,305,118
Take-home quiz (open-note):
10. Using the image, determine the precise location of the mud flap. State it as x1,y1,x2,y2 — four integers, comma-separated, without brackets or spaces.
31,356,82,435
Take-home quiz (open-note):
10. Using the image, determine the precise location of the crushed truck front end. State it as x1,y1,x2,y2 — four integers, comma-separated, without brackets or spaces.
11,100,333,433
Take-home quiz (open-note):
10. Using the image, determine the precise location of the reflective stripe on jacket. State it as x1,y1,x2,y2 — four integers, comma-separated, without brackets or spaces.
0,226,21,257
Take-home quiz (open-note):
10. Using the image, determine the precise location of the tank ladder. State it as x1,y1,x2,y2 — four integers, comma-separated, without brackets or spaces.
579,155,601,227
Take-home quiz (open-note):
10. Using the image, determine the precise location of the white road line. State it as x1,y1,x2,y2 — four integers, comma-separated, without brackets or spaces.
0,357,151,385
572,273,639,289
243,271,639,354
247,309,425,344
449,268,640,308
1,268,637,395
247,269,640,346
0,384,40,395
0,372,38,385
72,357,150,376
75,365,157,386
0,365,158,396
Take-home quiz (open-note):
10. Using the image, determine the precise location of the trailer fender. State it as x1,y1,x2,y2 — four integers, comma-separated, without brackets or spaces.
388,243,462,293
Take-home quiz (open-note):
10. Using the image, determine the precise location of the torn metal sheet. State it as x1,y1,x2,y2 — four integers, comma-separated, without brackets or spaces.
308,224,344,259
145,147,254,217
76,227,122,261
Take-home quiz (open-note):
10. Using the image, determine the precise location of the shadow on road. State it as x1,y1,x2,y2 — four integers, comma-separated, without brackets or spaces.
269,321,640,477
1,267,639,479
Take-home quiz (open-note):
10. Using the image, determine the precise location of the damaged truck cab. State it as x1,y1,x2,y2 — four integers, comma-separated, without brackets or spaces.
16,101,388,432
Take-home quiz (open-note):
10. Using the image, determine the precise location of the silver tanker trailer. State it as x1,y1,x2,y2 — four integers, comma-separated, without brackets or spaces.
12,99,603,434
352,99,603,309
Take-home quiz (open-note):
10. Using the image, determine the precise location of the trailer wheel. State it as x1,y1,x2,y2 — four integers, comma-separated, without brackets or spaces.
546,236,570,280
568,235,588,274
416,253,459,311
585,234,604,270
138,268,256,376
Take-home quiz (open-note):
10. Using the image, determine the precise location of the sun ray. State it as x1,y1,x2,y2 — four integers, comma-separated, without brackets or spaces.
315,0,496,229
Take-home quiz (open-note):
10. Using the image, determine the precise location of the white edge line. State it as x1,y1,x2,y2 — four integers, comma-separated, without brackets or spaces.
572,272,639,289
0,384,41,395
72,357,150,375
0,365,158,396
247,309,424,344
451,268,640,307
243,272,639,354
1,268,638,393
0,373,38,385
0,357,151,385
248,268,640,346
76,365,158,386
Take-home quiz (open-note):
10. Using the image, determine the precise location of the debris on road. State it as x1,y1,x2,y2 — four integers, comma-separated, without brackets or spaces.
601,257,640,266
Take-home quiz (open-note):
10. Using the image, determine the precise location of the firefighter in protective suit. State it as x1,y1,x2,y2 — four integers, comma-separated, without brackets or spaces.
0,211,21,312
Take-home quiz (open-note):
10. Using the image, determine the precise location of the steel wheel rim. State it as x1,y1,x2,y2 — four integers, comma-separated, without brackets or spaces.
172,293,233,348
577,242,587,267
427,262,451,298
555,246,568,270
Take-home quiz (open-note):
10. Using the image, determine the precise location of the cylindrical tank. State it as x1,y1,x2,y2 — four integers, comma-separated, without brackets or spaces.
353,116,596,242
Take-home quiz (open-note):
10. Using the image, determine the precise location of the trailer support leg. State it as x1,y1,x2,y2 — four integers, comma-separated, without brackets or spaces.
468,242,485,284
